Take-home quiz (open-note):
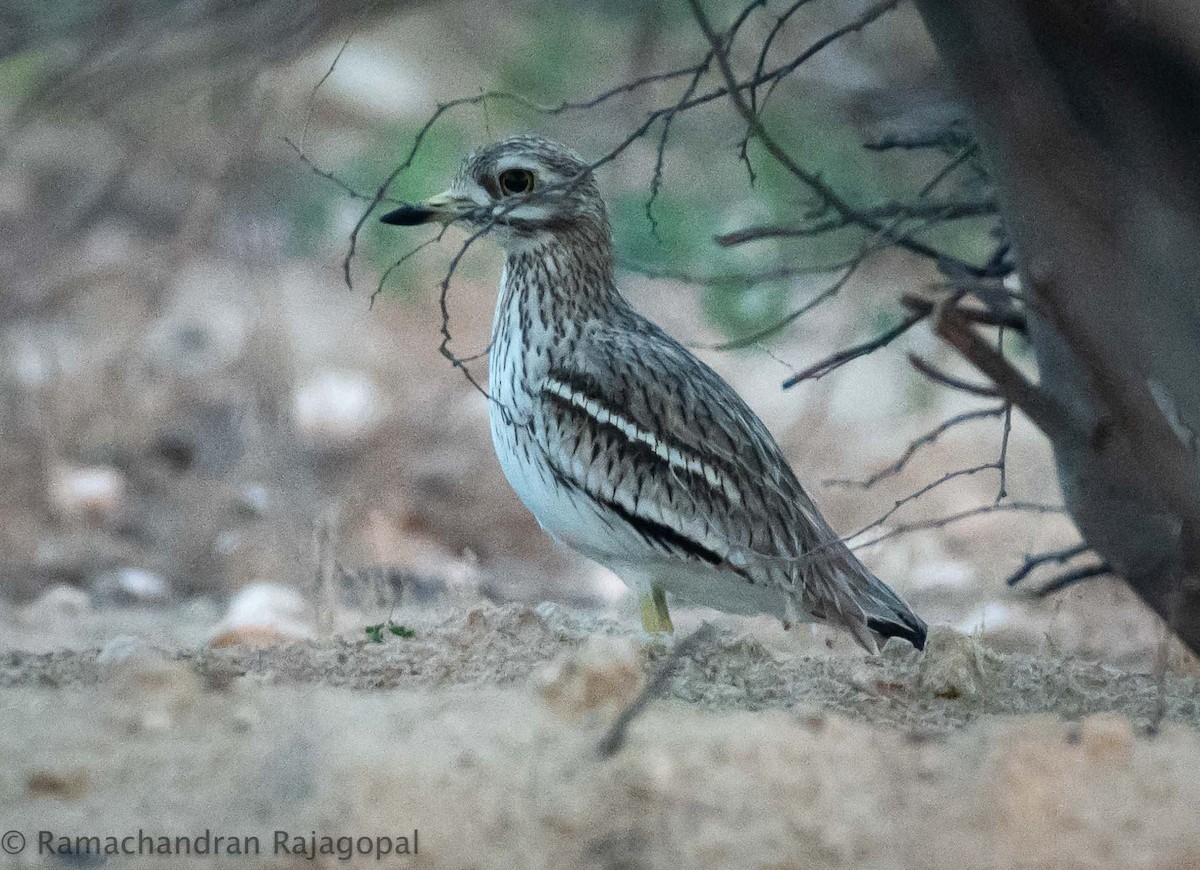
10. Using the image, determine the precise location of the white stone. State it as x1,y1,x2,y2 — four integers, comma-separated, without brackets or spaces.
23,584,91,623
235,483,271,518
49,464,125,523
93,568,170,605
209,583,314,647
292,369,386,449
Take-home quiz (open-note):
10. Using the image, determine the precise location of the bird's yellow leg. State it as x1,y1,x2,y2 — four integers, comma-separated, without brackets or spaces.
640,586,674,634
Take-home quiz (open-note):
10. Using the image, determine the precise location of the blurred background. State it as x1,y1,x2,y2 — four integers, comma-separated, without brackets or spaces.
0,0,1174,666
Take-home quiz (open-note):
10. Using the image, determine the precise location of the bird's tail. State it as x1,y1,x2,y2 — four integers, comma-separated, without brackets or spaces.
807,553,927,653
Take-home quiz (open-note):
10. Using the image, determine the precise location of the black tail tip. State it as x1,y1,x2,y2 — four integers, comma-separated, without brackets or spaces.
867,614,928,651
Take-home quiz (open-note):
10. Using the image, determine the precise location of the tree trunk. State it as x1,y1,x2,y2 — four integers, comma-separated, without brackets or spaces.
912,0,1200,653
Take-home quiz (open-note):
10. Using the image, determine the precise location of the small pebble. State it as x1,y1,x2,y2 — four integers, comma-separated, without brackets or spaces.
209,583,314,647
917,626,988,699
48,464,125,524
292,369,385,450
92,568,170,606
22,584,91,624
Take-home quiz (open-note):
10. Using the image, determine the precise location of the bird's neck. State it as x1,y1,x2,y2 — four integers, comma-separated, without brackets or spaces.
498,223,624,327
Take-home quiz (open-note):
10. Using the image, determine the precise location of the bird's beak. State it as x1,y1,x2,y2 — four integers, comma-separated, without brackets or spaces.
379,191,473,226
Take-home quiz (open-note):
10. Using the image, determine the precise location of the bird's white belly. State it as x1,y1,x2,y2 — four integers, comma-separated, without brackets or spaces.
489,407,627,560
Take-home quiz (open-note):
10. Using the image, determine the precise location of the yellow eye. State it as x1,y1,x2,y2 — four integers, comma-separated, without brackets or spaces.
497,168,535,195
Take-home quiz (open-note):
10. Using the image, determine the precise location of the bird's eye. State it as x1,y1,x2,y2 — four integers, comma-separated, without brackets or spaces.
497,168,535,196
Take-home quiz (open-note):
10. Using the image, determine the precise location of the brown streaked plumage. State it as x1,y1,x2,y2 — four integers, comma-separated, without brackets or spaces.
381,135,926,651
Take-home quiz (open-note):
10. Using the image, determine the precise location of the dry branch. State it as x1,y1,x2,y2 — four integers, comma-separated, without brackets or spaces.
826,404,1007,490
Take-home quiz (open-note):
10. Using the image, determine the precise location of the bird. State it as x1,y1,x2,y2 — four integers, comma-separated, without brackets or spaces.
380,135,926,652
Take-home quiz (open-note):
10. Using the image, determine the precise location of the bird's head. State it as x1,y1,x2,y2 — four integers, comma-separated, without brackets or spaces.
379,136,607,249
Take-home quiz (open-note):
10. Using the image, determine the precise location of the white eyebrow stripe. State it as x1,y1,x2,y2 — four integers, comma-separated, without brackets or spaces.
493,155,545,174
540,376,742,504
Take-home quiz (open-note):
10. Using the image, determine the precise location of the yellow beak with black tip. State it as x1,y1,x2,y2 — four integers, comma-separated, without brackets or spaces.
379,191,474,226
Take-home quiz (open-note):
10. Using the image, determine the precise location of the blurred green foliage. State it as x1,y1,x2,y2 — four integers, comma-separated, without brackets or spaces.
0,50,50,108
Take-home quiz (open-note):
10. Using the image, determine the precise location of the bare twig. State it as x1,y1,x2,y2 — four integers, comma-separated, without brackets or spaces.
846,462,1001,541
715,198,996,246
933,304,1074,436
299,0,384,154
782,308,927,388
371,226,447,307
598,622,718,758
688,0,990,278
849,501,1065,551
901,291,1026,333
755,0,905,117
1035,562,1113,597
863,127,975,152
702,257,865,351
647,59,711,241
619,258,857,286
908,353,1002,398
749,0,821,117
995,325,1013,501
283,137,383,203
1005,543,1090,587
825,404,1008,489
435,225,495,404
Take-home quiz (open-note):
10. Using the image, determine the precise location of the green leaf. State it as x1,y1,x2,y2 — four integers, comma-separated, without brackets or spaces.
386,622,415,639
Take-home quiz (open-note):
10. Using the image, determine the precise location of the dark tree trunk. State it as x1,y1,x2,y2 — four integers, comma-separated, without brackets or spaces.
913,0,1200,653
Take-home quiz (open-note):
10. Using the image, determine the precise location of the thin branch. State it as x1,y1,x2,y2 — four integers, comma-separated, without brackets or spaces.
849,501,1066,550
435,224,495,405
1005,543,1090,587
742,0,822,180
825,404,1008,489
283,136,382,203
934,304,1076,438
1035,563,1114,597
299,0,384,154
916,143,981,197
688,0,991,278
755,0,905,117
370,226,447,307
996,402,1013,500
995,324,1013,501
715,198,996,246
598,622,718,758
846,462,1002,541
781,308,926,388
701,257,865,351
749,0,821,117
908,353,1002,398
863,127,976,152
647,58,711,241
901,291,1026,333
619,258,857,285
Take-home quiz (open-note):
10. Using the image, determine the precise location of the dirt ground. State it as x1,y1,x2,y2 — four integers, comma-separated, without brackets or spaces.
1,598,1199,870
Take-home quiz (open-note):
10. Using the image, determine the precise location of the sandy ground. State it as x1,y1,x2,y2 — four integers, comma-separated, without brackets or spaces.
2,600,1199,870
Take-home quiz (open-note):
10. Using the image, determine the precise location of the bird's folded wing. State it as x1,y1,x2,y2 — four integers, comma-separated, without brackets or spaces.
531,319,834,576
